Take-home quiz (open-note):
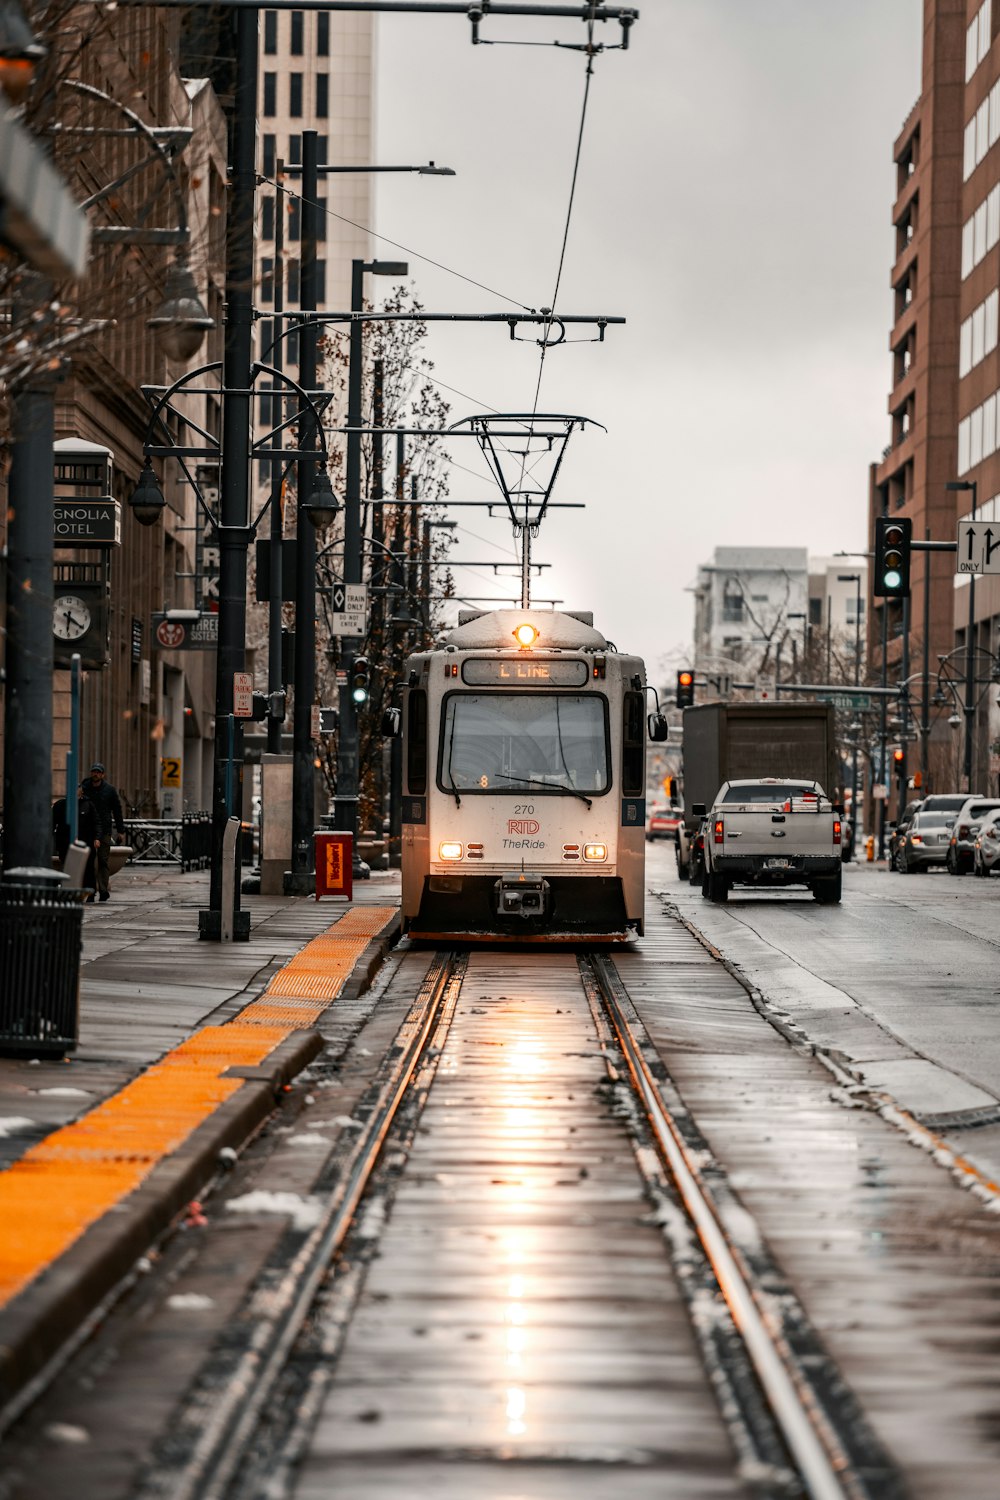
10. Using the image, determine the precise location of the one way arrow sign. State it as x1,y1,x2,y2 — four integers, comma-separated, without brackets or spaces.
957,520,1000,575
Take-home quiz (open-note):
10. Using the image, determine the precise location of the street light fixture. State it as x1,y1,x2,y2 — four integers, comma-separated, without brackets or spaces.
300,470,341,531
127,461,167,526
147,252,214,362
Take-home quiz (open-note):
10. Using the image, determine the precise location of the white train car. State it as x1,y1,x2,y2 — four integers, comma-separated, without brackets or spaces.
397,607,659,941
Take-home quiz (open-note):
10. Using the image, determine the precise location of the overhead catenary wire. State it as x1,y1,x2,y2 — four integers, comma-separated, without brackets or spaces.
257,173,534,311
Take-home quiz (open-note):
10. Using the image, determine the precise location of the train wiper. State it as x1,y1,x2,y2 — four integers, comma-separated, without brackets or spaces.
445,713,461,808
495,772,592,810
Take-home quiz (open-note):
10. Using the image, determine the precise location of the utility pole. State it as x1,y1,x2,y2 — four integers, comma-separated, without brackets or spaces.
266,160,286,756
287,129,320,894
199,4,256,940
921,529,931,789
2,333,58,875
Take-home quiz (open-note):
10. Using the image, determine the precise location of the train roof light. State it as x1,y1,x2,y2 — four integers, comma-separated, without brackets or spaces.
513,622,539,648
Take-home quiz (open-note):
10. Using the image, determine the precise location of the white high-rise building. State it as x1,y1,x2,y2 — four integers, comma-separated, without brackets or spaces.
257,8,374,322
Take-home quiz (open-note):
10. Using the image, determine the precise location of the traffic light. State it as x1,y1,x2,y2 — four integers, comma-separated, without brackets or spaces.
874,515,912,597
676,669,695,708
350,656,371,705
893,747,905,777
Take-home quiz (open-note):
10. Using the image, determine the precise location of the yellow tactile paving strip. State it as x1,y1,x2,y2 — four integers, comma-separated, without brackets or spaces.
0,905,396,1310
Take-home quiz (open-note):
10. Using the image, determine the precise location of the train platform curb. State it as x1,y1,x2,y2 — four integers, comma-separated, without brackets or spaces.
0,878,401,1424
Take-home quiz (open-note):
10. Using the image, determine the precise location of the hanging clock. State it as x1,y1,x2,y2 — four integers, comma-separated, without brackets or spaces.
53,581,109,668
53,594,93,641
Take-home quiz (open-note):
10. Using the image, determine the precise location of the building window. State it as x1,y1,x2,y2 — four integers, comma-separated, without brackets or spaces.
287,259,300,302
290,10,303,53
288,135,301,164
317,11,329,54
262,197,274,239
261,257,274,304
264,10,277,53
317,135,328,164
262,134,276,178
287,328,300,366
845,599,865,625
316,74,329,117
721,585,744,624
263,73,276,116
289,73,303,117
317,200,327,241
288,198,300,241
316,260,326,303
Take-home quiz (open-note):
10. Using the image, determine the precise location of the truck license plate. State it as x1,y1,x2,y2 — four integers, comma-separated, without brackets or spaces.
765,857,791,869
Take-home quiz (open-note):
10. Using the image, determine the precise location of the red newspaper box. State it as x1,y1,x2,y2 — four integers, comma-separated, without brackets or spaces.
314,831,353,900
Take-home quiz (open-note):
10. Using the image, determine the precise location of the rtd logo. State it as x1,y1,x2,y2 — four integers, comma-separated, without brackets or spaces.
507,819,540,836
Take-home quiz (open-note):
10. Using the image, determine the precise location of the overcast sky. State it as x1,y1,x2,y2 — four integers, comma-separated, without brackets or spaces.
373,1,923,679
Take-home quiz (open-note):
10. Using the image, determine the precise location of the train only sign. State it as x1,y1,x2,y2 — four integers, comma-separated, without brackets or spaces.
957,520,1000,574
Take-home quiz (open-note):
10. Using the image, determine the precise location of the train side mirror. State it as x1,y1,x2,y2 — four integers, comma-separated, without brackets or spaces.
646,712,669,742
381,707,401,737
692,802,707,818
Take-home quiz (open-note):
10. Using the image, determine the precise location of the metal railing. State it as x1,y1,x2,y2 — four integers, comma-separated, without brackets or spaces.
122,813,213,871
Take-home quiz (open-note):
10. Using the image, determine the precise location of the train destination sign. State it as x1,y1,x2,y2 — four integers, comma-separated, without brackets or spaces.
53,498,121,547
462,658,590,687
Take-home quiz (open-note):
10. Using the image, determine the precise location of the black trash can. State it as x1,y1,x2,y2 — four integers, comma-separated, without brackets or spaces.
0,872,83,1056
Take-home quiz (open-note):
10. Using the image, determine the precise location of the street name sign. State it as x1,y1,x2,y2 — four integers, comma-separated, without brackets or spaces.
957,520,1000,574
330,583,368,636
825,692,871,710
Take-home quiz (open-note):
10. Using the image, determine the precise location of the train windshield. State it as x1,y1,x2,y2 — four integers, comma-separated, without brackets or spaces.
440,693,609,794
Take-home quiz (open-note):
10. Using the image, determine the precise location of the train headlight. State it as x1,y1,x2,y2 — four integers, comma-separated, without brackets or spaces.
513,622,539,648
583,843,607,862
439,841,464,860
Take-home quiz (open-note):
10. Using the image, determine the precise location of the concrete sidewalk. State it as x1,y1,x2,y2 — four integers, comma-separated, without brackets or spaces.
0,865,401,1414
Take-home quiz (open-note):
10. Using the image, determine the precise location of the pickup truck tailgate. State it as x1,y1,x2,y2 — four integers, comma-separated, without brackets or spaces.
717,799,837,858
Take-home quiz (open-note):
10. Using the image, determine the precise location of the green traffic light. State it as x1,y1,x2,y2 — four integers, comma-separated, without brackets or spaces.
884,569,902,590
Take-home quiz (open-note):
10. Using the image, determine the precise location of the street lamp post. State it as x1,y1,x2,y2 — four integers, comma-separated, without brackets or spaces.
838,573,862,835
946,479,978,792
198,3,257,941
333,258,408,863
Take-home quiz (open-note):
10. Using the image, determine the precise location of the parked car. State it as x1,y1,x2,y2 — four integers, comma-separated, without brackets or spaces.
974,810,1000,875
946,797,1000,874
888,799,923,868
647,805,683,842
897,809,954,872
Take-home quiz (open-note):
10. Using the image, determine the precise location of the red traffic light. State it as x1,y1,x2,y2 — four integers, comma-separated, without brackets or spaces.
678,671,693,687
893,748,905,764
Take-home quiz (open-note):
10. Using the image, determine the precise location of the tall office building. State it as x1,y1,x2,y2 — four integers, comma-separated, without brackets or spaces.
257,8,374,322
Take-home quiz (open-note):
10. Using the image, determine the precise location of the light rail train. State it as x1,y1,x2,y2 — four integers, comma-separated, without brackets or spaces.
395,607,663,941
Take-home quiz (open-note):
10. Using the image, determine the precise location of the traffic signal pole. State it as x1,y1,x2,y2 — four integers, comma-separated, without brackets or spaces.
286,131,319,895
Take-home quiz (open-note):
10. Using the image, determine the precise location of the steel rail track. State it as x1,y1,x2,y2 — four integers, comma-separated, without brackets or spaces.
132,951,466,1500
585,951,901,1500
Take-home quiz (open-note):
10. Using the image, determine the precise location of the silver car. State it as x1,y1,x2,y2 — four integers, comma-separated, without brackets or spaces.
973,809,1000,876
946,797,1000,875
897,809,954,872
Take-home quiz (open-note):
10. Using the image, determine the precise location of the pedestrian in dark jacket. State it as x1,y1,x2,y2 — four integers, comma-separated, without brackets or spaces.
80,762,125,901
52,791,100,893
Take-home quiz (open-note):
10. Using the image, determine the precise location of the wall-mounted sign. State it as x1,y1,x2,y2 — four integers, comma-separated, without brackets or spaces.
131,616,143,663
151,613,219,651
161,755,182,788
53,498,121,547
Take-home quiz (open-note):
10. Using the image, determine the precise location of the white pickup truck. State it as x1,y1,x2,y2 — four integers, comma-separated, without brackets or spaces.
694,778,843,904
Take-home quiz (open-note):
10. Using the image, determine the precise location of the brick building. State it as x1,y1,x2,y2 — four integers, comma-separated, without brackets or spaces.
870,0,1000,796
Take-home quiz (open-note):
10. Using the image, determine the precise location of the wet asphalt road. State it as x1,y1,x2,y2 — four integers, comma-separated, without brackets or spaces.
649,842,1000,1181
